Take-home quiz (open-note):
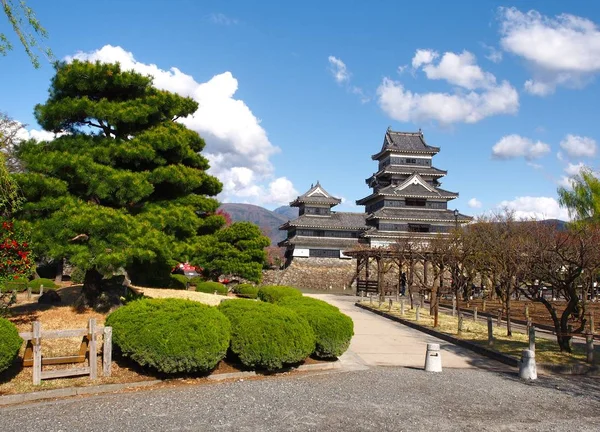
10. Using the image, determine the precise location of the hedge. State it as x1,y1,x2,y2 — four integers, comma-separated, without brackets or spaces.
257,285,302,304
169,274,189,289
188,276,204,287
106,298,231,374
278,296,354,358
0,280,27,293
28,278,58,293
196,281,228,295
235,284,258,299
0,317,22,373
218,299,315,370
71,267,85,284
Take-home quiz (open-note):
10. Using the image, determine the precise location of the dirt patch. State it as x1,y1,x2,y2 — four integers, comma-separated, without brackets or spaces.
134,287,225,306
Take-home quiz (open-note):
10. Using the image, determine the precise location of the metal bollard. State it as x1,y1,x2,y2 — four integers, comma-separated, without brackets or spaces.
487,316,494,346
424,343,442,372
416,305,420,321
519,349,537,380
473,306,478,321
400,299,405,316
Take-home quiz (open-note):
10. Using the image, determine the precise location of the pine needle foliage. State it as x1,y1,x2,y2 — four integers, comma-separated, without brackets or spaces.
14,61,224,293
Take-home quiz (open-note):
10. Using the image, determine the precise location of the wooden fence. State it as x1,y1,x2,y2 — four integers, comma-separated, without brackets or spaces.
18,318,112,385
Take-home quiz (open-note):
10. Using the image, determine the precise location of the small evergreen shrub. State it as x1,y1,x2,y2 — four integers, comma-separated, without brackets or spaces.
235,284,258,299
70,267,85,284
0,317,22,373
169,274,189,289
196,281,228,295
278,296,354,358
257,285,302,303
106,298,230,374
0,280,27,293
28,278,58,293
218,299,315,370
188,276,205,287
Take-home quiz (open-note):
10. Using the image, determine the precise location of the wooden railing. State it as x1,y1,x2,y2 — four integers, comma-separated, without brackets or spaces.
19,318,112,385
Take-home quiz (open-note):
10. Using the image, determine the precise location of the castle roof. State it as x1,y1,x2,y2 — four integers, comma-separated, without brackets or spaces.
279,212,367,230
278,236,359,248
372,129,440,160
290,181,342,207
366,208,472,223
357,173,458,204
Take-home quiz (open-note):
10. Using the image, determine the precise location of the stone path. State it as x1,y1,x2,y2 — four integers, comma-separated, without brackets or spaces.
308,294,511,372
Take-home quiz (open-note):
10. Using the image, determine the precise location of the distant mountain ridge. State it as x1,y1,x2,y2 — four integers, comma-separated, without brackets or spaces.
218,203,298,245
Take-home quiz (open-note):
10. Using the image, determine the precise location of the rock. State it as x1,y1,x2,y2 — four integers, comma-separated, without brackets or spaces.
38,290,61,304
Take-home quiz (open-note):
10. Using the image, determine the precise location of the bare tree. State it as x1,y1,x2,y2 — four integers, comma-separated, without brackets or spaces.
520,222,600,352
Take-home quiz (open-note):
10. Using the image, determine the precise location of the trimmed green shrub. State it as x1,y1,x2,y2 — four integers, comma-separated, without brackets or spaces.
257,285,302,303
218,299,315,370
169,274,189,289
70,267,85,284
278,296,354,358
0,280,27,293
188,276,205,287
196,281,228,295
106,298,230,374
28,278,58,293
235,284,258,299
0,317,22,373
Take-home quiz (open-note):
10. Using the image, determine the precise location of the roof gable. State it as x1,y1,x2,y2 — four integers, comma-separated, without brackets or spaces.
394,173,436,194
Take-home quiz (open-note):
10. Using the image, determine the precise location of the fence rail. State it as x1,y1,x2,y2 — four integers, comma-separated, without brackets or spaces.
18,318,112,385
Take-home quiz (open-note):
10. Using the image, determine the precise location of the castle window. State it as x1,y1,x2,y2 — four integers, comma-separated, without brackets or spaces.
406,158,417,164
405,198,426,207
409,224,430,233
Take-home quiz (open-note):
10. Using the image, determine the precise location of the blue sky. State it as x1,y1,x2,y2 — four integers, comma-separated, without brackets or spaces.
3,0,600,220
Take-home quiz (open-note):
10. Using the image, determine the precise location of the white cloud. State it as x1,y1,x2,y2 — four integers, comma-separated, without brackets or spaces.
481,43,503,63
498,196,570,220
422,50,497,90
328,56,368,102
411,49,438,68
209,13,238,25
527,162,542,169
377,78,518,125
499,7,600,95
468,198,482,209
379,49,519,124
328,56,350,84
558,176,573,189
15,127,61,142
491,134,550,160
564,162,585,176
66,45,292,207
559,134,597,158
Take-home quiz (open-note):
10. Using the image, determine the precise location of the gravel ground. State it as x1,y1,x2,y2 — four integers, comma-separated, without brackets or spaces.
135,287,224,306
1,367,599,431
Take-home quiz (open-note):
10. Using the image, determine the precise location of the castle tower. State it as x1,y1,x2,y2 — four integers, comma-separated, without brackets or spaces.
356,129,471,247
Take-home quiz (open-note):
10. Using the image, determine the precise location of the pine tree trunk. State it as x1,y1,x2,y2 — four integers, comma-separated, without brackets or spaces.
54,258,64,283
82,268,103,306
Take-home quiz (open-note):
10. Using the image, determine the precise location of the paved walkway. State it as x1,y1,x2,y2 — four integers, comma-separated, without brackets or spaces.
308,294,511,372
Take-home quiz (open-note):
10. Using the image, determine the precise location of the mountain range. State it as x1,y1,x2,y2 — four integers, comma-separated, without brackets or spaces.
218,203,298,245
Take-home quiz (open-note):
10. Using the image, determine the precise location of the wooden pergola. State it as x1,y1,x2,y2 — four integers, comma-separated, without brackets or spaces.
343,246,440,300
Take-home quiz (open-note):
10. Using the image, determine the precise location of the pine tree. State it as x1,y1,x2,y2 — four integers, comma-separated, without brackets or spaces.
15,60,224,305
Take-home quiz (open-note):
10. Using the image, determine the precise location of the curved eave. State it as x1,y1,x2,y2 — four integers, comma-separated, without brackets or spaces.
366,215,473,223
289,198,341,206
357,192,458,204
371,148,439,160
280,223,367,230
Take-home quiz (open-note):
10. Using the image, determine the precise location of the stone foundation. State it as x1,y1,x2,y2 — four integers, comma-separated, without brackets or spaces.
262,257,356,291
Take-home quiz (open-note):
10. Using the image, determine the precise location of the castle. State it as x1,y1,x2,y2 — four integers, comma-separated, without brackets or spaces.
279,128,471,265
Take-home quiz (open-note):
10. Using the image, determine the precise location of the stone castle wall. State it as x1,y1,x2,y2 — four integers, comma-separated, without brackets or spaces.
262,257,356,292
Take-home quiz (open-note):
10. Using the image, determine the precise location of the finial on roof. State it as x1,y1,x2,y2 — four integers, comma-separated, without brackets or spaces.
316,180,320,185
310,183,313,188
387,125,391,131
418,128,422,134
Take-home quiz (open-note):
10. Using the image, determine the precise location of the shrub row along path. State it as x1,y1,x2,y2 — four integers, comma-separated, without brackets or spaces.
307,294,510,371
